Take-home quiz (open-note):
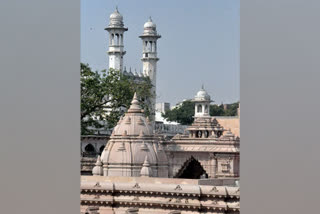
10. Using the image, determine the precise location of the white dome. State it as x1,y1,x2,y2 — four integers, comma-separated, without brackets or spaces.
110,7,123,20
142,17,158,36
144,17,156,29
108,7,124,27
194,87,211,101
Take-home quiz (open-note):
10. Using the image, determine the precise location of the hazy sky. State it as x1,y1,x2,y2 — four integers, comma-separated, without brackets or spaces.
81,0,239,106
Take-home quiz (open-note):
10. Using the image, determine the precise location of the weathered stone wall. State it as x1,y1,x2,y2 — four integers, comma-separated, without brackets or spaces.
81,176,240,214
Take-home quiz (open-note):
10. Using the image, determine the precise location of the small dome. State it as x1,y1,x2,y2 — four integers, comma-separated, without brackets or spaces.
110,7,123,20
144,17,156,29
194,86,211,101
109,7,124,27
142,17,158,36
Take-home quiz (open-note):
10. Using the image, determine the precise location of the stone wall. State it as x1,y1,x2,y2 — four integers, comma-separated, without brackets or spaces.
81,176,240,214
215,117,240,137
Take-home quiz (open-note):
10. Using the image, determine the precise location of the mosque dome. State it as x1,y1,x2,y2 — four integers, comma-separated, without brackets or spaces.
141,17,158,36
108,7,124,27
144,17,156,29
194,86,211,101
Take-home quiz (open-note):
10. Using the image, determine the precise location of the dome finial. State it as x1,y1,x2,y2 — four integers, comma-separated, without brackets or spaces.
133,92,138,100
201,84,204,90
148,16,152,22
128,92,142,113
115,6,119,12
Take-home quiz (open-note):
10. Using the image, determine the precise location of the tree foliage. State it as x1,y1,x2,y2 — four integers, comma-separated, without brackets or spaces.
162,100,239,125
81,63,153,135
162,100,195,125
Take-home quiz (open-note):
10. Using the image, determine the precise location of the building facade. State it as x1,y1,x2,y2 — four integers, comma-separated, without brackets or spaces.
91,88,239,179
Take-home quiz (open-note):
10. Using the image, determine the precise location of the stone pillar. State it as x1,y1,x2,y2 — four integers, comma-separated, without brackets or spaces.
212,156,217,178
103,165,108,176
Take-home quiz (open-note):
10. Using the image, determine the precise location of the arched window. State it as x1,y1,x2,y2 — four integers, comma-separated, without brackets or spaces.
175,156,207,179
84,144,95,153
111,34,115,45
204,130,209,138
197,104,202,113
115,33,119,45
197,130,202,138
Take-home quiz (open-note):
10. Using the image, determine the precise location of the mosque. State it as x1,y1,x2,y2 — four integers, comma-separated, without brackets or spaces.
81,8,240,214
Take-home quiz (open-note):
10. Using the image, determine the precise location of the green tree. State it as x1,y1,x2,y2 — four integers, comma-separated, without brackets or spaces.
162,100,195,125
162,100,239,125
81,63,153,135
223,102,239,116
209,104,225,116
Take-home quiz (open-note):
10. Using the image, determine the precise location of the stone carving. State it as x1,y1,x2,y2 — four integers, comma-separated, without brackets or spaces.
210,186,219,192
175,198,182,203
94,182,101,187
133,196,139,201
132,183,140,189
174,185,182,191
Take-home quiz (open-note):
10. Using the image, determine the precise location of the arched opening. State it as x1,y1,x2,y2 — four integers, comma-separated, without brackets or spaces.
175,157,207,179
149,41,153,52
144,41,148,51
196,130,202,138
197,104,202,113
84,144,95,153
99,145,105,155
204,130,209,138
115,33,119,45
111,34,115,45
217,131,222,138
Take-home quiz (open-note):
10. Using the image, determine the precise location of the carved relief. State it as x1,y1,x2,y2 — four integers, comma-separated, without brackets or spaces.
132,183,140,189
174,185,182,191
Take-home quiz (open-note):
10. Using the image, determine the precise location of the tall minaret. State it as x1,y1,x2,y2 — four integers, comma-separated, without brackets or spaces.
105,7,128,72
139,17,161,122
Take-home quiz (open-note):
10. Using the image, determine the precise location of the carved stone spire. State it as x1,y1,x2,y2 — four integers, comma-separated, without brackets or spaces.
140,156,152,177
92,155,103,176
128,92,142,113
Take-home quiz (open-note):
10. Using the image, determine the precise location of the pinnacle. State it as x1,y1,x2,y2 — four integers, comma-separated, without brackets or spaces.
128,92,142,113
143,155,150,166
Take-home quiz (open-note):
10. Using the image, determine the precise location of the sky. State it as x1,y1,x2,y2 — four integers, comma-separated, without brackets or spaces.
81,0,239,106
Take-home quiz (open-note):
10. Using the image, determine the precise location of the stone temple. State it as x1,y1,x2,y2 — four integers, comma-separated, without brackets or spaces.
81,8,240,214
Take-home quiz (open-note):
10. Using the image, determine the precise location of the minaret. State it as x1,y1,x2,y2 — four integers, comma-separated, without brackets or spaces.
105,7,128,72
139,17,161,122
